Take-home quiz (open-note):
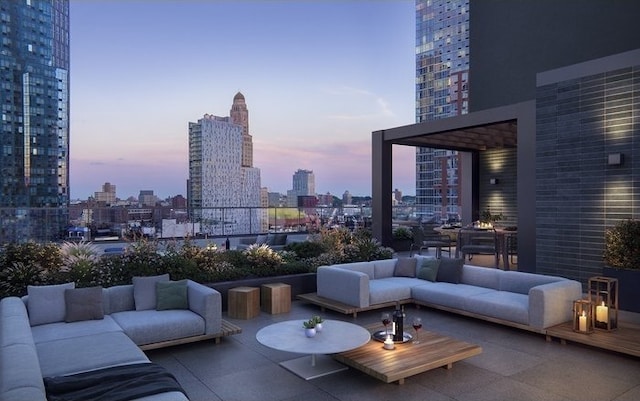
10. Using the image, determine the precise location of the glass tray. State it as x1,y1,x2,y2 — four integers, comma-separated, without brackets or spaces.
371,330,412,343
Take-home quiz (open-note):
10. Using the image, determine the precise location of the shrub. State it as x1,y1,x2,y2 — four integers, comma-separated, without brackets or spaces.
604,219,640,270
284,241,326,259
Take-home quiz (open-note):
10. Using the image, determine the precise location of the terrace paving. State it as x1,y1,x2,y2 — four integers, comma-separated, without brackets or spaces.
146,253,640,401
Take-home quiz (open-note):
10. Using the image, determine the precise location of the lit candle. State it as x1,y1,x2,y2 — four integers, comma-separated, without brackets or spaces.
384,335,395,350
579,311,587,332
596,301,608,323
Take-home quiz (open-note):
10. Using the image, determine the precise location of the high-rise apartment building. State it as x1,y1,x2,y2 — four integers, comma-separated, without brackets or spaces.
188,94,261,235
287,169,315,207
415,0,469,221
0,0,70,241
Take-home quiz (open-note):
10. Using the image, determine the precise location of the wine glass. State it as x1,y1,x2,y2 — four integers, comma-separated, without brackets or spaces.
381,312,391,338
412,317,422,344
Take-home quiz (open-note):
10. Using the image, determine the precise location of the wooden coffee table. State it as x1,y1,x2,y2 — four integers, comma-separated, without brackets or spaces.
334,325,482,384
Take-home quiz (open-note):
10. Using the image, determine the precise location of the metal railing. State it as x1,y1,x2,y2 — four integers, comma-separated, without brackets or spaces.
0,204,448,244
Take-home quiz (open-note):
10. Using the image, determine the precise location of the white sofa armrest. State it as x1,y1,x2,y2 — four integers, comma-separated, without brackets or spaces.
187,280,222,335
528,280,582,329
317,266,370,308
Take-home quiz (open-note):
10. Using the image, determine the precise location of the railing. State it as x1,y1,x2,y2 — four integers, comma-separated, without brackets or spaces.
0,204,448,244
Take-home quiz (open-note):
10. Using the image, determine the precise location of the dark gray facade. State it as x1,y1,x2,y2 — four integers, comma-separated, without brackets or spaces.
373,1,640,285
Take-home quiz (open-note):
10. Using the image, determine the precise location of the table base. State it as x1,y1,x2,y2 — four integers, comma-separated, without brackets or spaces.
280,354,348,380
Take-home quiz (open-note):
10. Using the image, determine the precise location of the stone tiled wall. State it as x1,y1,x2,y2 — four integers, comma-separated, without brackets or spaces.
536,62,640,284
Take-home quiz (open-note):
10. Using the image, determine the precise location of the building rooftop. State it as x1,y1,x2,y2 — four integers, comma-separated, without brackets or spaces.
147,291,640,401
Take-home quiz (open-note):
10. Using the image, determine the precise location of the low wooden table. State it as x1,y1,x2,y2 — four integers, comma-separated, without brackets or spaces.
334,325,482,384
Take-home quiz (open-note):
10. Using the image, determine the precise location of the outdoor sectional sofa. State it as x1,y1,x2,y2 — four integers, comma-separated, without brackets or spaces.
236,233,296,251
306,255,582,333
0,275,225,401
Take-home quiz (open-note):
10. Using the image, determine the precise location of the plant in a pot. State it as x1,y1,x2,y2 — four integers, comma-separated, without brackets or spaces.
303,319,316,337
392,226,414,252
603,219,640,313
312,315,324,332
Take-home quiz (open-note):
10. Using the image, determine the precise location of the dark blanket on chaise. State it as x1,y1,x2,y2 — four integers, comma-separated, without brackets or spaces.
44,362,186,401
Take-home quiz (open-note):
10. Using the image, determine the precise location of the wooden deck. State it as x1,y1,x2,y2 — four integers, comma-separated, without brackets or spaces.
140,319,242,351
546,321,640,357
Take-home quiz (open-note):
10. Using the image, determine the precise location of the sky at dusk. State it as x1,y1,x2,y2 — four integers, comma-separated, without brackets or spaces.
69,1,416,200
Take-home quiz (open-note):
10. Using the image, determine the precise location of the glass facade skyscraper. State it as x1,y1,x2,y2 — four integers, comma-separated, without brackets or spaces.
0,0,70,240
415,0,469,221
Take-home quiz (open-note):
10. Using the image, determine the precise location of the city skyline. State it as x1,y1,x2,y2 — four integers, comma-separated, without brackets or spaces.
70,1,416,200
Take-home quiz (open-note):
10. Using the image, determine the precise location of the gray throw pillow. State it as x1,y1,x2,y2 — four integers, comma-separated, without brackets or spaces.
393,257,417,277
436,257,464,284
65,286,104,322
133,274,170,311
27,282,75,326
417,258,440,282
265,233,276,246
156,280,189,310
273,233,288,246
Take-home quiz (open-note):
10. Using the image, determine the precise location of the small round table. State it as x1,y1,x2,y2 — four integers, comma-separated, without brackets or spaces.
256,319,370,380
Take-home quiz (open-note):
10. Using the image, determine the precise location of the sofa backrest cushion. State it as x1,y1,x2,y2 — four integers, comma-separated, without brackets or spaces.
500,271,564,294
417,258,440,281
333,262,375,279
105,285,135,314
26,282,75,326
436,258,463,284
374,259,397,279
132,274,170,311
64,286,104,322
393,257,417,277
460,265,502,290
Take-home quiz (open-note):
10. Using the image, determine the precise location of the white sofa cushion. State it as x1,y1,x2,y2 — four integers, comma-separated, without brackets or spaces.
26,282,75,326
111,309,205,346
31,315,123,344
374,259,397,279
464,291,530,325
412,282,495,310
36,331,149,377
133,274,170,311
369,277,417,304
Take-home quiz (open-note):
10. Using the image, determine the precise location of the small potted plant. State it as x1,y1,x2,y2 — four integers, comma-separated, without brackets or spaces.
303,319,316,337
312,315,324,332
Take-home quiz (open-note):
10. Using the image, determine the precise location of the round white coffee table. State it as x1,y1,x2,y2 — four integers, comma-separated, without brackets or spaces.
256,319,370,380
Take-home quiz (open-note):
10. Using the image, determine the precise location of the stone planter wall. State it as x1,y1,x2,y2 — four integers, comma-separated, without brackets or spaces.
602,267,640,313
208,273,317,310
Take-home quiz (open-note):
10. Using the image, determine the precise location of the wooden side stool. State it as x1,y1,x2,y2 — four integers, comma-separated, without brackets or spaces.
261,283,291,314
228,286,260,319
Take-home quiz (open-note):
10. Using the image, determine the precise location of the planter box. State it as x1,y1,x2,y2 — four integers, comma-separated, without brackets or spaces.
392,239,413,252
208,273,316,310
603,267,640,313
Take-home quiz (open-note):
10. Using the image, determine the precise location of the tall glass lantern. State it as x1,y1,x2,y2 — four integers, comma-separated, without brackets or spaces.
572,299,594,334
588,276,618,331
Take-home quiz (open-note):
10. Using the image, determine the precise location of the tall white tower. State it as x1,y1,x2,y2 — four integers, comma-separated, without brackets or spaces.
188,95,261,235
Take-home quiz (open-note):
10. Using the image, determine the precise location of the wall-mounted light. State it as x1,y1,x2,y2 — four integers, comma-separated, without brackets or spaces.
608,153,623,166
489,178,499,185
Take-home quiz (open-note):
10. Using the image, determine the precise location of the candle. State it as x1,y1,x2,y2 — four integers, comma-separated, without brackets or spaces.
383,335,395,350
596,302,608,323
579,311,587,332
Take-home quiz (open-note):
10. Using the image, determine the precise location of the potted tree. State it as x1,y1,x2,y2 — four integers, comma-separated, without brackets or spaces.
603,219,640,313
391,226,414,252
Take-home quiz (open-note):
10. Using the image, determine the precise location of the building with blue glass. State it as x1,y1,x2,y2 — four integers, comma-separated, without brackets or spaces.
0,0,70,241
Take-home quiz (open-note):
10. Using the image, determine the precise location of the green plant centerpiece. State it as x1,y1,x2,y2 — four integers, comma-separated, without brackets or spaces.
303,318,317,337
478,208,503,228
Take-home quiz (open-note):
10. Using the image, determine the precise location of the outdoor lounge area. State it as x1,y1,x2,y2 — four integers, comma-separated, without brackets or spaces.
145,296,640,401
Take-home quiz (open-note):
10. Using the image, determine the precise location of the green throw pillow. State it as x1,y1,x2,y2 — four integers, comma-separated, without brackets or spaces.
417,258,440,282
156,280,189,310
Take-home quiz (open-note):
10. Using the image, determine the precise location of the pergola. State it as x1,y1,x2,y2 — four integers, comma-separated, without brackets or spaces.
371,101,536,271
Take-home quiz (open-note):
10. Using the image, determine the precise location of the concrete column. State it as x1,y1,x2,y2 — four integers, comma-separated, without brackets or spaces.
372,131,393,247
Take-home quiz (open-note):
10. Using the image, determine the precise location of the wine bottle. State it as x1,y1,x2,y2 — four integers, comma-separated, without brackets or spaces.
225,237,230,250
392,301,404,342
